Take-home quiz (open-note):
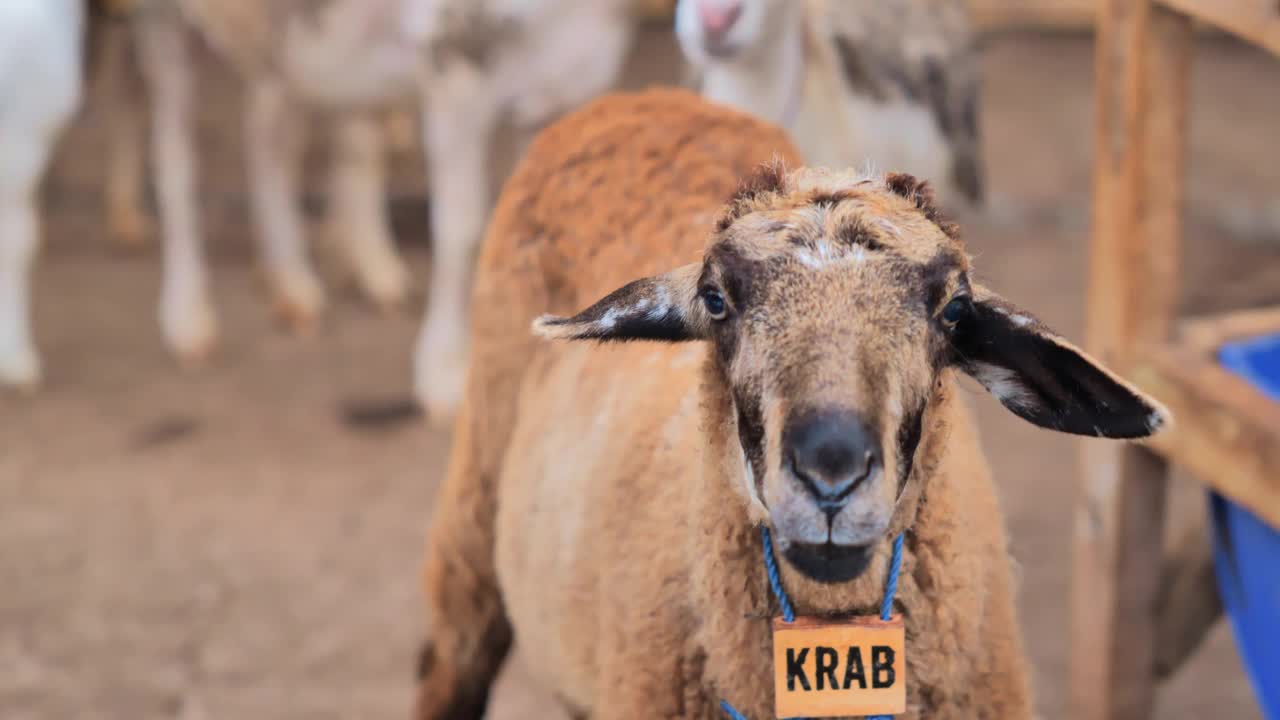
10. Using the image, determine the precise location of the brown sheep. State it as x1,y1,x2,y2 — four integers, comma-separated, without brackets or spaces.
414,88,1168,719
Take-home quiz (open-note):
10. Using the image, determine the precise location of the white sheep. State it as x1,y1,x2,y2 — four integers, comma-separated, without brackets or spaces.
79,0,633,420
675,0,985,208
0,0,86,389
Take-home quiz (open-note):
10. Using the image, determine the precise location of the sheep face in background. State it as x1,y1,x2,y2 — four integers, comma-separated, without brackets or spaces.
674,0,788,63
539,166,1165,585
674,0,986,210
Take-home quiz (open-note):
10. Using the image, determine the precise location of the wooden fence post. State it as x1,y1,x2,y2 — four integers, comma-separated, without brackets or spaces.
1072,0,1193,718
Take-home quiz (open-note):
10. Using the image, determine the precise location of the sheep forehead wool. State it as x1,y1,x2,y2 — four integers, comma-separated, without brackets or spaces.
713,164,966,266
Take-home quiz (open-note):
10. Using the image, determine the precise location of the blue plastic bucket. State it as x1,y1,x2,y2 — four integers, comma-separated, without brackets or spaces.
1211,334,1280,720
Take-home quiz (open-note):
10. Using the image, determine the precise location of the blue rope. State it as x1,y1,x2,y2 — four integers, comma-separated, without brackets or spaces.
879,533,905,622
760,526,796,623
722,528,906,720
864,533,906,720
719,699,750,720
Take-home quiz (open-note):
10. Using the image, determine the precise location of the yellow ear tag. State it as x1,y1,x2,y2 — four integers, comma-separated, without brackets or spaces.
772,614,906,718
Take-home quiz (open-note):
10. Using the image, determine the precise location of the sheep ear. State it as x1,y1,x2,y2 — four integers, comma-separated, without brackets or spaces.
953,285,1170,439
532,264,708,343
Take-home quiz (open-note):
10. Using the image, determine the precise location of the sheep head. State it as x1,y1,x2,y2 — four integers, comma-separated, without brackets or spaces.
674,0,792,63
534,164,1168,584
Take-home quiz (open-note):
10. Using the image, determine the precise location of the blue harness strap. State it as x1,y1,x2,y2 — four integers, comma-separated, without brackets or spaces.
721,527,906,720
719,699,751,720
760,524,797,623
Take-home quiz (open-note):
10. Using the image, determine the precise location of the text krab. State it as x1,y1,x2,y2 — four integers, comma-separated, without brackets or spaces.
771,615,906,717
785,644,897,692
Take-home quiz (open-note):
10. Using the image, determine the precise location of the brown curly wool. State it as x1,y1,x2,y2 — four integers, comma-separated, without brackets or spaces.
413,88,1036,720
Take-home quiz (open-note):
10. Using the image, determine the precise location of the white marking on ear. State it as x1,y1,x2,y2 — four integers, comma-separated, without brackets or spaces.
650,285,677,319
531,315,577,339
1011,314,1033,327
599,307,620,330
972,362,1036,411
633,295,667,321
1147,408,1170,434
654,284,671,307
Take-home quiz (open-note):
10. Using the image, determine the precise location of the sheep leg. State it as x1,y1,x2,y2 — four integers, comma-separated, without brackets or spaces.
412,64,499,425
0,140,53,391
0,0,84,390
99,17,151,249
328,111,409,310
244,78,325,332
135,8,217,363
414,401,513,720
381,105,418,155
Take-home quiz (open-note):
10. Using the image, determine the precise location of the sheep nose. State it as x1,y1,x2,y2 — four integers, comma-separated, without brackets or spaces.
697,0,742,45
785,409,881,512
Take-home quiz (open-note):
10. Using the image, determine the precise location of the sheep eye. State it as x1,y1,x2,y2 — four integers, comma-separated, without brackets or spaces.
941,297,969,326
702,289,728,320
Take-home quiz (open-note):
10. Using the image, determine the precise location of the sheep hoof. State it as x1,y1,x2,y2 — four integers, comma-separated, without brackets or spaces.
273,298,323,336
0,349,42,393
413,312,469,429
424,396,460,431
108,210,152,251
420,383,462,431
171,328,217,370
268,271,326,335
162,297,219,368
354,252,411,313
415,350,466,431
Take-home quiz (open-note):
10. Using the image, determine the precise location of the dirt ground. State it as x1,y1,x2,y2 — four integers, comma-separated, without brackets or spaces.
3,24,1278,720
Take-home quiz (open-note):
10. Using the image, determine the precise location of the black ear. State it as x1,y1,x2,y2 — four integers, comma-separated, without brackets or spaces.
532,264,708,343
951,286,1170,439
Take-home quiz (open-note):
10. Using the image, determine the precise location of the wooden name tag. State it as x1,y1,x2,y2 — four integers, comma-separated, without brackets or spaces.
772,614,906,718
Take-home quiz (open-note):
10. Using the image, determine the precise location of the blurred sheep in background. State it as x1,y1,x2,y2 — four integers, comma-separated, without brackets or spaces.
2,0,986,418
675,0,985,210
0,0,86,389
132,0,634,424
6,0,634,426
